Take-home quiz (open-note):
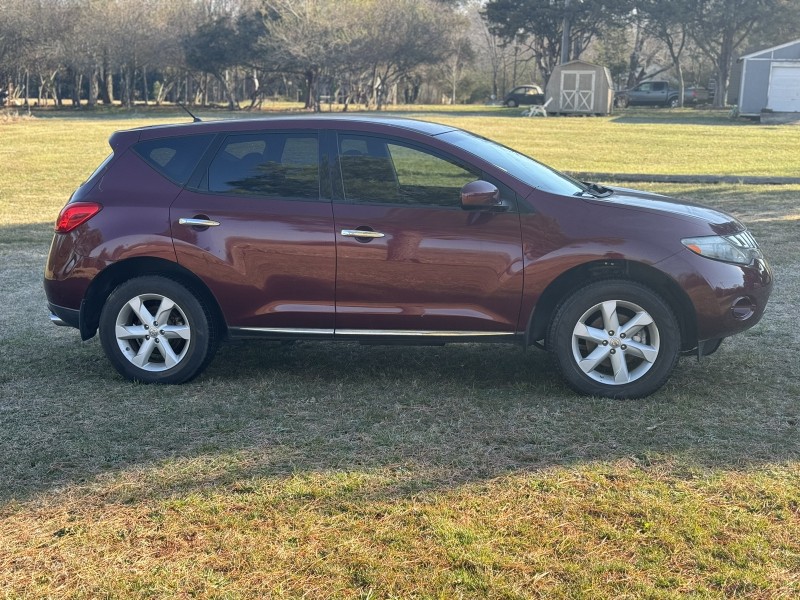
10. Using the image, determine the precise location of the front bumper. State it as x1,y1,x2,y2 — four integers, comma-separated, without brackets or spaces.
658,251,773,344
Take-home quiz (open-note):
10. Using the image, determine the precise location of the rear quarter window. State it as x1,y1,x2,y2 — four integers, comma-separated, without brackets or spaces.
133,134,216,185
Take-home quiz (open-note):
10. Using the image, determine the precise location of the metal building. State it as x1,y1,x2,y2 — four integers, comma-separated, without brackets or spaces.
545,60,614,116
732,39,800,117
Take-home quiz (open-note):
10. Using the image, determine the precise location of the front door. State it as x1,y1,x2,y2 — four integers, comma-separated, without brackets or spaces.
171,130,336,332
331,133,524,335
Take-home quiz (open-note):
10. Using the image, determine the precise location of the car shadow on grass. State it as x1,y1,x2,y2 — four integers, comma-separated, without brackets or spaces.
2,328,798,506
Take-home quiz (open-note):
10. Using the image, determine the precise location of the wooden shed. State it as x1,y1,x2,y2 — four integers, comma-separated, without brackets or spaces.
545,60,614,115
730,39,800,117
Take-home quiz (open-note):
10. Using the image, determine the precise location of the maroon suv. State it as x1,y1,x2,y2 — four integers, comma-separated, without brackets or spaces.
44,116,772,398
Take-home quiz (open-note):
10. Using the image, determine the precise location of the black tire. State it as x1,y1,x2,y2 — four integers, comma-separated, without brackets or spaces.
547,280,680,399
506,99,518,108
99,276,218,384
668,96,680,108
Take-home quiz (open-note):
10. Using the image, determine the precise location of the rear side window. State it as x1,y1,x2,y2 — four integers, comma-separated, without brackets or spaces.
133,134,215,185
207,132,319,200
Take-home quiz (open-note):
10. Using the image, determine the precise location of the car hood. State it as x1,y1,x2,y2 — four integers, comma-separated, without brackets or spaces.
593,186,744,235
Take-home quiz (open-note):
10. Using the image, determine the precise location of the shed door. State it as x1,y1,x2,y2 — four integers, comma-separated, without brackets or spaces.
768,63,800,112
561,70,595,112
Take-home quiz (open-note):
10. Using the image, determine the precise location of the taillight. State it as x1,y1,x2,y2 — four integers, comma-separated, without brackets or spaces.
54,202,102,233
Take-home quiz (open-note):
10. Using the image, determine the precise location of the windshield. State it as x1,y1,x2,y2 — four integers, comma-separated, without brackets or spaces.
437,129,585,196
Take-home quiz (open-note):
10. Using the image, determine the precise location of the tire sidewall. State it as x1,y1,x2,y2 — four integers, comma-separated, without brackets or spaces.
548,281,680,399
99,276,213,384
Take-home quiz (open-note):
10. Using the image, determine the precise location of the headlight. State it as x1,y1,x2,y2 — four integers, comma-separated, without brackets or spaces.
681,232,763,265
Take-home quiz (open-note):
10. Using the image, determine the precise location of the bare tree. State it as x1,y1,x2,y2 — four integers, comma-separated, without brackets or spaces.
484,0,633,86
688,0,781,107
637,0,692,106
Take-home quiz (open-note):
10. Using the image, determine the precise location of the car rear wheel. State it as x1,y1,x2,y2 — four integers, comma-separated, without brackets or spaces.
99,276,217,384
547,280,680,399
506,99,518,108
668,97,680,108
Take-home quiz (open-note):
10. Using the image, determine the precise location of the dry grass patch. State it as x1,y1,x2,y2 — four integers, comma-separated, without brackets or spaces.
2,466,799,597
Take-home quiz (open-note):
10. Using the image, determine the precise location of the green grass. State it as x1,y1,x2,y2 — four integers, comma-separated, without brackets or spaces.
1,107,799,598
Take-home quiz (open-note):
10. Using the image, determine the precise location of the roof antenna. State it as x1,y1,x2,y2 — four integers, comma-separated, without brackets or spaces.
177,103,202,123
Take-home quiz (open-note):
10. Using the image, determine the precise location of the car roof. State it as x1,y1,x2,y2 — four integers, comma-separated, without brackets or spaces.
126,114,457,141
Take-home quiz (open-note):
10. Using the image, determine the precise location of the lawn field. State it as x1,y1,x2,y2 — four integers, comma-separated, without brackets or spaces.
1,107,799,598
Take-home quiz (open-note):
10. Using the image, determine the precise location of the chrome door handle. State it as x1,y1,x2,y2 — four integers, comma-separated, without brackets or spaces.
341,229,385,239
179,217,220,227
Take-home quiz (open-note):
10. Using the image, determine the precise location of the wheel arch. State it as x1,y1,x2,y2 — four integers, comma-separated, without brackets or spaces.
526,259,697,351
79,257,227,341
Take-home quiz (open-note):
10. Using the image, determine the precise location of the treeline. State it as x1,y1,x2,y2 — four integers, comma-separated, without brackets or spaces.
1,0,797,110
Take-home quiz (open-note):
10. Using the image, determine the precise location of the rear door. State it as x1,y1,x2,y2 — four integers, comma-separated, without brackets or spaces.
330,132,524,336
171,129,336,333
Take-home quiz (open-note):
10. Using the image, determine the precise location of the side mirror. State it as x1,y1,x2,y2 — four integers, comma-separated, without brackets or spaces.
460,180,504,210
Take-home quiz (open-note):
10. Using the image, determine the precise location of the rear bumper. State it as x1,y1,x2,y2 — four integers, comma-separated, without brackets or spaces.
48,302,80,329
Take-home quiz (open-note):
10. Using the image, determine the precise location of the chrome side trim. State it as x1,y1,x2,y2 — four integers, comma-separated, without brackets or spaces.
341,229,385,238
336,329,516,337
232,327,335,335
229,327,515,338
49,313,68,327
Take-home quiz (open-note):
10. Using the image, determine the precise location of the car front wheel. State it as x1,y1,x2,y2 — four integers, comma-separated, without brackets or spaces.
99,276,218,384
506,99,518,108
547,281,680,399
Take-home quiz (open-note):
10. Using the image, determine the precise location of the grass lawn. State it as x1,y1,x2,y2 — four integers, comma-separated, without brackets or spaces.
1,106,799,598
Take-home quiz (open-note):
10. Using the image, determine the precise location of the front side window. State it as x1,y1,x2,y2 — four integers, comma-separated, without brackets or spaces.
208,132,319,200
438,129,584,196
338,134,478,207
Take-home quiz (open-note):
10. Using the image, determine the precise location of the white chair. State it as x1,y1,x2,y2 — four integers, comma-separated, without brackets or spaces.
522,97,552,117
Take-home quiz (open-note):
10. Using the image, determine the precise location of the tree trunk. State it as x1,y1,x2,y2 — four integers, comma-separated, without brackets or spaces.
71,71,81,107
121,67,133,107
142,68,149,106
303,69,315,110
713,31,734,108
24,70,30,113
215,70,238,110
627,19,644,89
511,44,519,88
100,66,114,106
664,33,686,108
451,60,458,104
87,68,98,107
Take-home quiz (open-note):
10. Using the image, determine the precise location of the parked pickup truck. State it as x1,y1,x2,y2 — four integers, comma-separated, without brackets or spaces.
616,81,680,107
683,86,713,105
616,82,714,108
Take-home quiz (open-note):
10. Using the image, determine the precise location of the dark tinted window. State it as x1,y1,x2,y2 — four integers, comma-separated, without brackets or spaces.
133,134,215,185
338,135,478,207
208,133,319,200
